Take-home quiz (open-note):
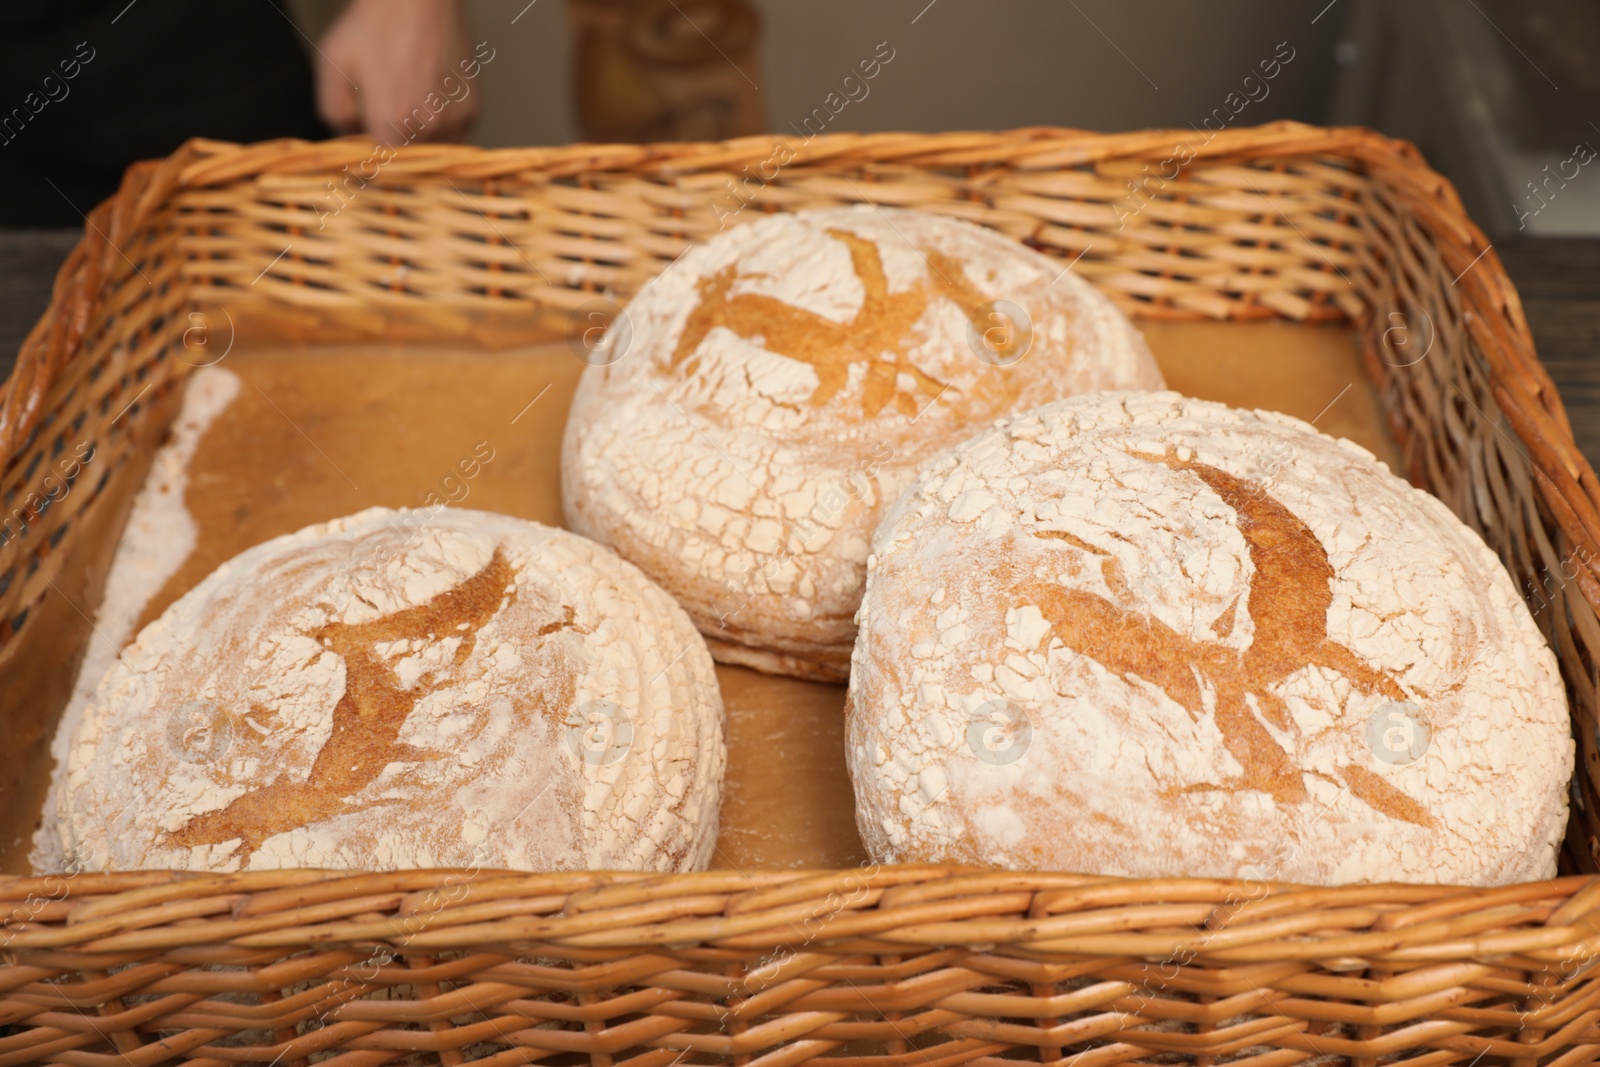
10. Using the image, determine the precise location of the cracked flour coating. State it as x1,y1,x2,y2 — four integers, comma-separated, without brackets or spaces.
562,206,1163,681
847,392,1572,886
59,507,725,873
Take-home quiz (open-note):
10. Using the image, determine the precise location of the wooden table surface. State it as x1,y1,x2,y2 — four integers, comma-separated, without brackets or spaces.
0,229,1595,468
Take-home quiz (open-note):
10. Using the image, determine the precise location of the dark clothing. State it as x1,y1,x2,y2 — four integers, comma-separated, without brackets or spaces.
0,0,330,225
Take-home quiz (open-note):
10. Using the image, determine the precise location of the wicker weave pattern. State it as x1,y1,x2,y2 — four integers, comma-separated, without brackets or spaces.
5,868,1600,1067
4,124,1600,1064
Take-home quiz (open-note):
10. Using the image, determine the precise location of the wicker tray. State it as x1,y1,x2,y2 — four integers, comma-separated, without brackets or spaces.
4,122,1600,1067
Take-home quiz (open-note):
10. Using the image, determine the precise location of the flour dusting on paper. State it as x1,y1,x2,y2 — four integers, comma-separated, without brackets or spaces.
29,365,240,872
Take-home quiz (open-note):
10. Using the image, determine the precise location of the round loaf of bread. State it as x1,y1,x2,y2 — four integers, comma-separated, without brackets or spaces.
847,392,1572,886
59,507,725,873
562,206,1163,680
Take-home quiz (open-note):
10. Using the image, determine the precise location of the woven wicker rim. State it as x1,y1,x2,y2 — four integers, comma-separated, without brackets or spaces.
4,124,1594,570
6,125,1600,1067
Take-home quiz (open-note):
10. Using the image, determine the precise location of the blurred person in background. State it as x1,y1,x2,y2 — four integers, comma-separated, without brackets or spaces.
0,0,477,227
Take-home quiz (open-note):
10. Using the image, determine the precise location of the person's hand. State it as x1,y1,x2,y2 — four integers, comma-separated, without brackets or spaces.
316,0,479,143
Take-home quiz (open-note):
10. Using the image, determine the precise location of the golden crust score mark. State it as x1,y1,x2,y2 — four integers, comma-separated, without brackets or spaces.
669,228,1015,418
1025,448,1432,826
168,549,524,861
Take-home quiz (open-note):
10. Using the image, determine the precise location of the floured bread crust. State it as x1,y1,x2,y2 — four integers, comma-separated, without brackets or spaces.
847,392,1573,886
59,507,724,873
562,207,1163,681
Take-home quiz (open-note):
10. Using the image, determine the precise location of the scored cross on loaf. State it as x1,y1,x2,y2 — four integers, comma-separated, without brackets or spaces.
562,206,1163,680
59,508,725,873
847,392,1573,886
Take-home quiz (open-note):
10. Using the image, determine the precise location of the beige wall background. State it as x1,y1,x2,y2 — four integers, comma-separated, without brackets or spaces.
291,0,1343,147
